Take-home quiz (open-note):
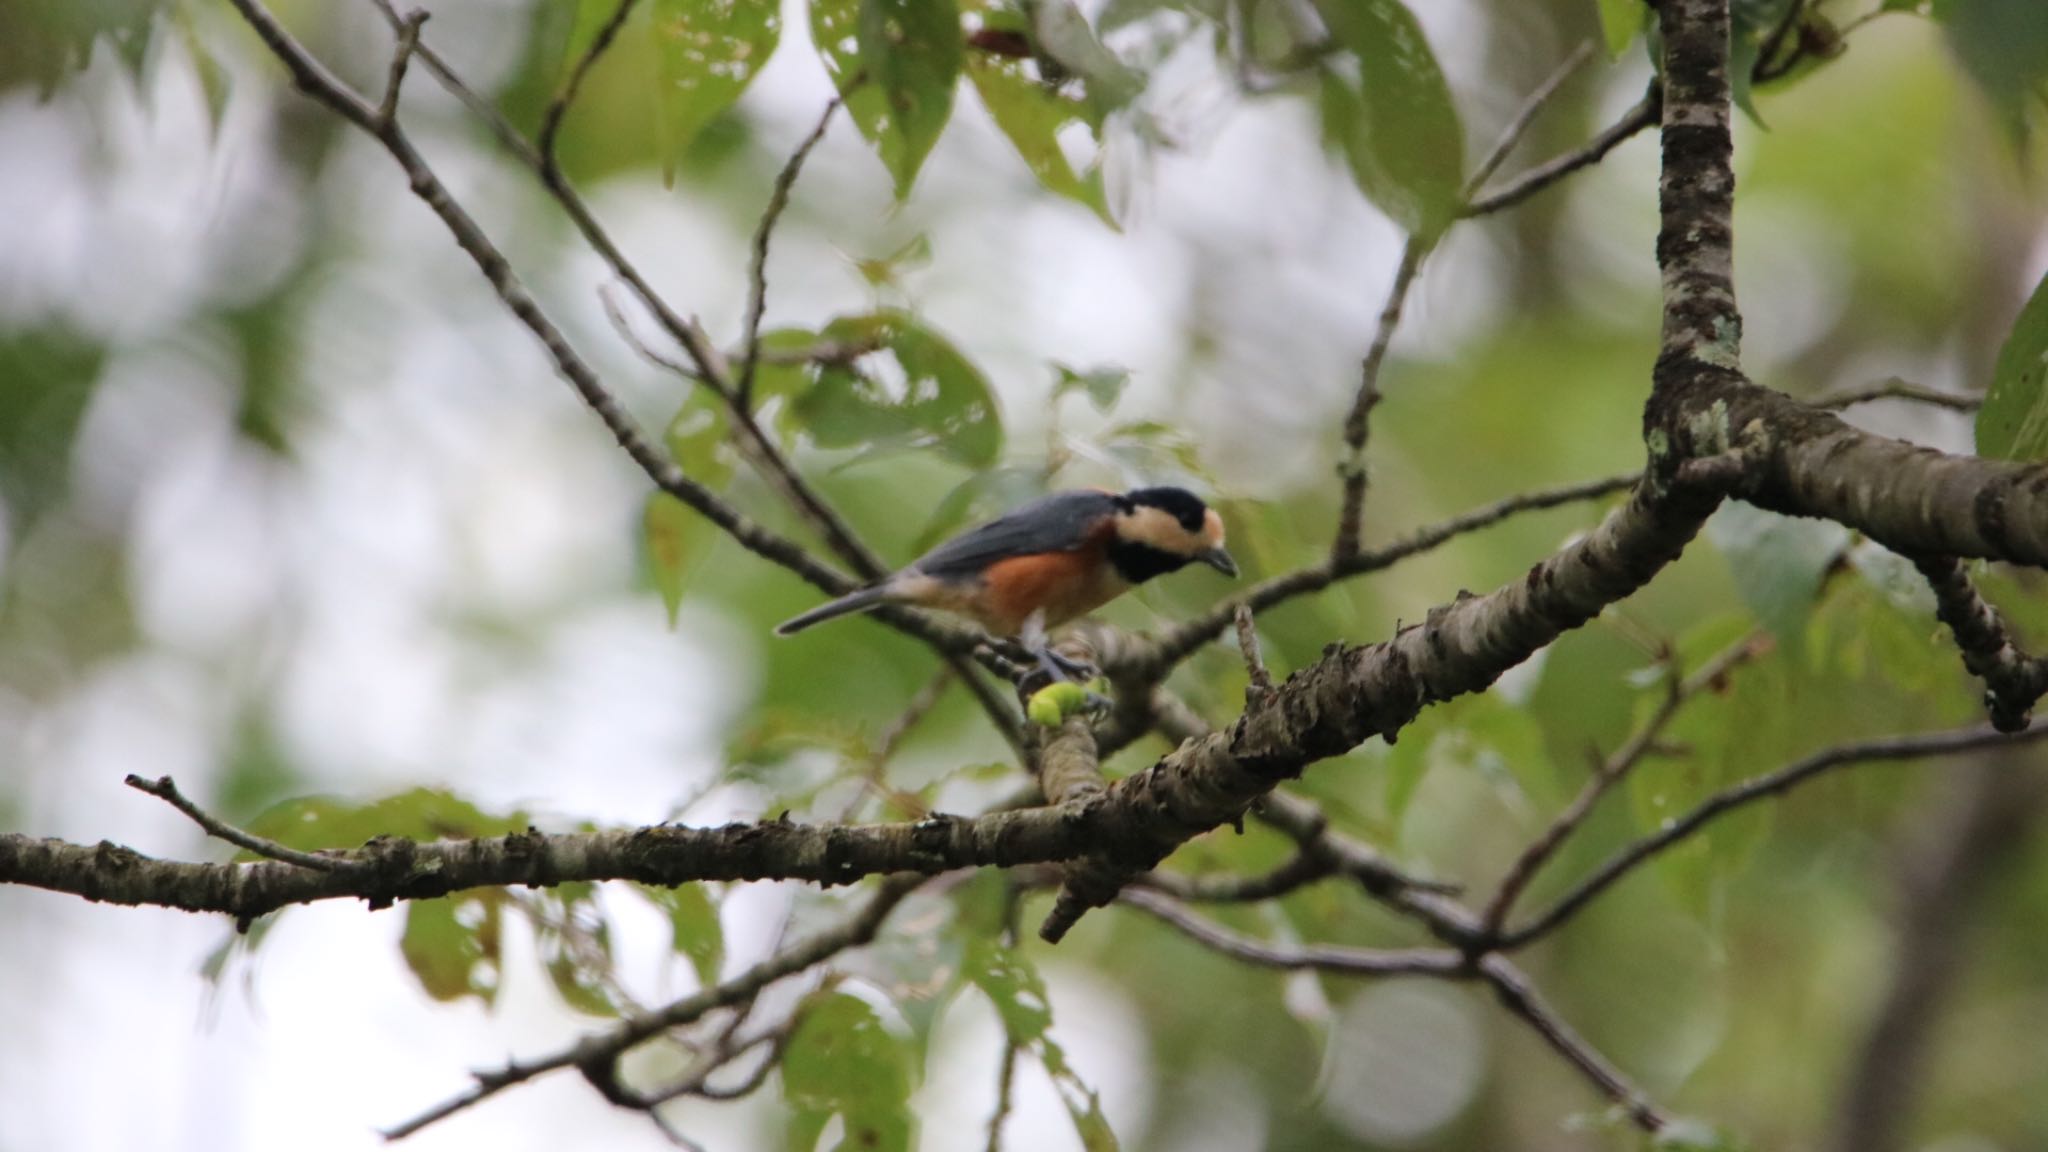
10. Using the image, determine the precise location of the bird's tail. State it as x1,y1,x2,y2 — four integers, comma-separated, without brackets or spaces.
774,585,895,636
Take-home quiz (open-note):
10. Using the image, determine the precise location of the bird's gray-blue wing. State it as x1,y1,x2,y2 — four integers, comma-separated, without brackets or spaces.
911,490,1123,581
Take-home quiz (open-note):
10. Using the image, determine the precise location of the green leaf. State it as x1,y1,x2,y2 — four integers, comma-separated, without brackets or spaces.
964,39,1111,219
1976,270,2048,460
241,788,528,855
783,991,915,1152
1053,363,1130,412
635,882,725,988
402,894,504,1007
651,0,782,183
1312,0,1465,240
644,492,704,628
1705,500,1848,644
815,0,963,198
962,940,1120,1151
1628,624,1790,918
792,311,1003,466
1932,0,2048,146
1595,0,1648,56
563,0,628,71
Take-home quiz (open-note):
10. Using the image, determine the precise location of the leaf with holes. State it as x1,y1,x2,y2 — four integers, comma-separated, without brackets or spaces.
963,940,1121,1150
783,991,915,1152
815,0,963,197
792,311,1002,466
651,0,782,183
634,882,725,988
1312,0,1464,240
1977,270,2048,460
402,894,505,1007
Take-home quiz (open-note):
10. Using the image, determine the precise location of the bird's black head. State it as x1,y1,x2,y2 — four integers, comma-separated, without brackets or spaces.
1107,486,1238,584
1124,486,1210,533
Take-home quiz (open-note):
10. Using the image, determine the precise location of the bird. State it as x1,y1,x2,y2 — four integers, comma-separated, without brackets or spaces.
776,486,1237,678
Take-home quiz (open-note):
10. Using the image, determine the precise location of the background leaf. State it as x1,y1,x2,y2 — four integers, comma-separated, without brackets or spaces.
793,311,1002,466
783,990,915,1152
1976,270,2048,460
651,0,782,182
1312,0,1465,239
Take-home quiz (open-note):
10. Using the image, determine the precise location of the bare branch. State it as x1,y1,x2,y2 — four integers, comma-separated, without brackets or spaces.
1121,889,1466,975
375,8,426,129
1466,86,1660,217
1814,377,1981,412
1501,723,2048,948
1138,471,1640,675
123,775,364,876
1135,851,1332,904
1479,955,1669,1132
1467,40,1596,194
1233,603,1273,699
737,96,844,407
1478,629,1768,936
384,877,919,1141
1332,237,1423,560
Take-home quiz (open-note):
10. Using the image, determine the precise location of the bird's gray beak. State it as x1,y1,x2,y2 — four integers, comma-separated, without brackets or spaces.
1199,546,1239,578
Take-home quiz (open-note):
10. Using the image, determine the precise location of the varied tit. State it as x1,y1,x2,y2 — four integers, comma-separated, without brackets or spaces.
776,486,1237,676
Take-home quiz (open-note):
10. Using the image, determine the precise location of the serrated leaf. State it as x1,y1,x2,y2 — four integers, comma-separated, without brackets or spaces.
651,0,782,183
1706,500,1848,644
1595,0,1648,56
783,991,915,1152
816,0,963,198
792,311,1002,466
1312,0,1464,240
402,894,504,1007
1976,270,2048,460
636,882,725,988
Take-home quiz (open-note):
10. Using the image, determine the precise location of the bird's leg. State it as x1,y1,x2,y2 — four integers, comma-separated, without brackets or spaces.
1018,611,1098,683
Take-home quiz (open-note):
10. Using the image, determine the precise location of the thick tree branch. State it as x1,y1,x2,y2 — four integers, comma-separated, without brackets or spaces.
1912,555,2048,732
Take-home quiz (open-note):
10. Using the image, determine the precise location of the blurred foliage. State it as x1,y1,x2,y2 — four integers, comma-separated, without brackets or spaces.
2,0,2047,1149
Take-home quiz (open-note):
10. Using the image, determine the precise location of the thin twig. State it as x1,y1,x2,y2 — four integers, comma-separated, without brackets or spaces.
383,876,921,1141
1467,41,1596,194
1813,377,1981,413
1134,851,1333,904
1478,629,1768,937
123,775,363,874
1501,722,2048,948
1465,86,1660,217
1121,889,1467,975
1139,471,1640,676
737,96,844,407
539,0,638,165
375,8,426,128
1479,955,1669,1132
1233,603,1273,698
1331,237,1425,561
